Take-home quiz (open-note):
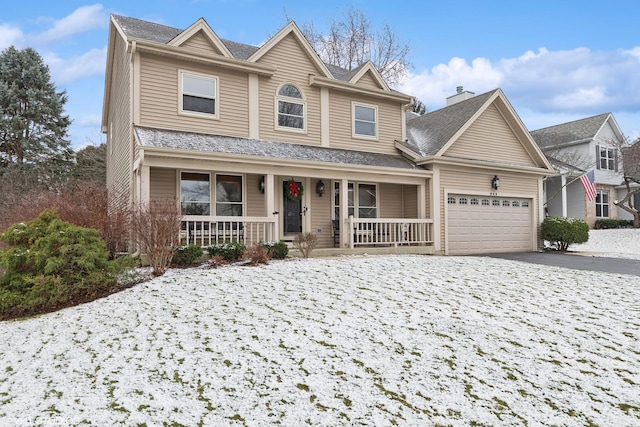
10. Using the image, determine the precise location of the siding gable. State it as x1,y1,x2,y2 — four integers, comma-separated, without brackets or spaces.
353,70,385,90
443,103,538,167
179,29,225,55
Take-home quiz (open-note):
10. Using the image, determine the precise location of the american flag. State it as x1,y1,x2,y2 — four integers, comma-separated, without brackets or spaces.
579,170,597,201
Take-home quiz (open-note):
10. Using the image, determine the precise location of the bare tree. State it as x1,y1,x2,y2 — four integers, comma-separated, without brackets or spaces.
615,139,640,227
296,8,412,87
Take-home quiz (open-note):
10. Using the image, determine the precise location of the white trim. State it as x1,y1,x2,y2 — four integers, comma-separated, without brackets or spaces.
348,61,389,92
320,87,330,147
178,70,219,120
248,74,259,139
214,173,245,217
274,83,307,134
167,18,234,58
352,102,378,140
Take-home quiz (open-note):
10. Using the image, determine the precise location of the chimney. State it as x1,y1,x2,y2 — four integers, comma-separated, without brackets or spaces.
446,86,475,106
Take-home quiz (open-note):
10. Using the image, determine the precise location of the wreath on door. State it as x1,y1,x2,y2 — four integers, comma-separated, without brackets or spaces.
285,179,304,202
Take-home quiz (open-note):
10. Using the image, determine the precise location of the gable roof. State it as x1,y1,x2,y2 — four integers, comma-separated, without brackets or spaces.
167,17,233,57
402,88,553,171
529,112,612,148
135,126,422,171
404,90,498,156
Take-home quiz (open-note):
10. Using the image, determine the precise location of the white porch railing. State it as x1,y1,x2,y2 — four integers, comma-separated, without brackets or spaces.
180,215,277,247
345,218,434,248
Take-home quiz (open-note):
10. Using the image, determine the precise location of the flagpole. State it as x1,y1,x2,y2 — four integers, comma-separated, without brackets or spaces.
544,174,586,206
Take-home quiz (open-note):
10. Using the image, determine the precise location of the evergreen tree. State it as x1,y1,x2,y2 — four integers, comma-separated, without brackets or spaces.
0,46,72,168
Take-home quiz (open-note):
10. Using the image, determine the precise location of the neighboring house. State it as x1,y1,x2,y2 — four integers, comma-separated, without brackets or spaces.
530,113,631,227
102,15,554,255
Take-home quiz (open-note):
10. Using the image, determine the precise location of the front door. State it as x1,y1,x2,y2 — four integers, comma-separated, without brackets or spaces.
283,181,303,235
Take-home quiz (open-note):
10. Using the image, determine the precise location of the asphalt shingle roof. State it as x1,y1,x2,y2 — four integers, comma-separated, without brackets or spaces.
404,90,498,156
530,113,610,148
135,126,422,170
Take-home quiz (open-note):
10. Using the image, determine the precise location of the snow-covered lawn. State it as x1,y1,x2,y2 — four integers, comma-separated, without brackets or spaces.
571,228,640,259
1,231,639,426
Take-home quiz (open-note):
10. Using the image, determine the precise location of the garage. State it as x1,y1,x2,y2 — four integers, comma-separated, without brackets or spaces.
447,194,533,255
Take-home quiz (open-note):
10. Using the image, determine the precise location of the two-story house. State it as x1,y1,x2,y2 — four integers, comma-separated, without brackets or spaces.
530,113,631,227
103,15,554,255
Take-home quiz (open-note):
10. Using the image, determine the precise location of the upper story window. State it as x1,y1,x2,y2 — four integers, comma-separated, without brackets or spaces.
353,103,377,139
276,84,305,132
597,146,617,171
180,71,218,118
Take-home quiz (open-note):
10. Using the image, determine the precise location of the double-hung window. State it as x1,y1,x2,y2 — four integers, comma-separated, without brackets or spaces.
216,175,243,216
180,71,217,118
596,190,609,217
353,103,377,138
181,172,211,215
598,146,616,170
276,84,305,131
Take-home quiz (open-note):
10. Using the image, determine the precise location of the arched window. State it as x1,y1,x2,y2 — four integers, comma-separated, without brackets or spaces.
276,84,305,131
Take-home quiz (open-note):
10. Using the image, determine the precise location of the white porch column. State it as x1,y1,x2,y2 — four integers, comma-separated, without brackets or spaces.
431,166,442,253
417,182,426,218
340,179,349,248
140,165,150,207
265,174,278,240
561,175,568,217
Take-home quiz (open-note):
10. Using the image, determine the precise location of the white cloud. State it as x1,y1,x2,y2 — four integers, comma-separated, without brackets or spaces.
399,46,640,132
31,4,108,45
44,46,107,85
0,23,24,49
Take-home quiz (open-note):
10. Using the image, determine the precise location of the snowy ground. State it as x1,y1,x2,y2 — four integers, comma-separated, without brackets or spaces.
570,228,640,259
0,231,639,426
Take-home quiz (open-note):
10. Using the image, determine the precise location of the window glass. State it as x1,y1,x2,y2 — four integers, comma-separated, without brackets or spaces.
459,197,468,205
492,200,500,206
481,199,490,206
502,200,510,207
216,175,243,216
596,190,609,217
470,198,479,205
276,84,305,130
512,201,520,207
182,72,216,115
181,172,210,215
358,184,377,218
448,197,456,204
354,105,376,137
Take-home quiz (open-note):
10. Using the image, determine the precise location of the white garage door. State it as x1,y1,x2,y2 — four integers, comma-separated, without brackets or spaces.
447,195,533,255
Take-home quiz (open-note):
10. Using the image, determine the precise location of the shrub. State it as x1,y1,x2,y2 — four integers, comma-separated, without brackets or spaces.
262,241,289,259
0,210,125,319
292,232,318,258
594,219,634,229
131,200,182,276
541,217,589,251
206,241,246,262
244,243,270,266
171,244,203,267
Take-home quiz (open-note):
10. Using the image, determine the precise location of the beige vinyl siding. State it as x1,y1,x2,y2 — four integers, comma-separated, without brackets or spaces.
354,71,382,90
106,33,133,210
438,166,540,249
256,34,321,145
379,183,403,217
179,30,223,55
444,104,537,167
138,54,249,136
310,187,333,248
150,168,176,201
328,91,403,154
246,174,266,217
402,185,418,218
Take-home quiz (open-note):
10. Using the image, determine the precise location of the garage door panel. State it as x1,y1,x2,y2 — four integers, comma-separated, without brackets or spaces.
447,195,533,255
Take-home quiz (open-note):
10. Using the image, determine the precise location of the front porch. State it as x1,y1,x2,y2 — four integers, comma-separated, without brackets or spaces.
180,215,435,253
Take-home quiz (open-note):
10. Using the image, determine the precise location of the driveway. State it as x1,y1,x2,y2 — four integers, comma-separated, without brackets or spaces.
485,252,640,277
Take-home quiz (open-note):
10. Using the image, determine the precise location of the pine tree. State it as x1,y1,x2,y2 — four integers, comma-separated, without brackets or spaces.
0,46,72,168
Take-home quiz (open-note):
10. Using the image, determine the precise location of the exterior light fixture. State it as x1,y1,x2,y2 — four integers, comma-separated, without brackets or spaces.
316,180,325,196
259,176,265,193
491,175,500,190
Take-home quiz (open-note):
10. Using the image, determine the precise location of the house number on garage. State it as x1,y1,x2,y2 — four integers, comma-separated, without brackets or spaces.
490,191,498,196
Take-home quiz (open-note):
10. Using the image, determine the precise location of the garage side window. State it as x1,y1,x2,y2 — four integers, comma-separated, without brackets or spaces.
181,172,211,215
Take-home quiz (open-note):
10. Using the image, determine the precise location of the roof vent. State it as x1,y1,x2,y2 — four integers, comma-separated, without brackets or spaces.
447,86,475,106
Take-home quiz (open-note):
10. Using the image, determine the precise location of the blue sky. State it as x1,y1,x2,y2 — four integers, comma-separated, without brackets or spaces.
2,0,639,149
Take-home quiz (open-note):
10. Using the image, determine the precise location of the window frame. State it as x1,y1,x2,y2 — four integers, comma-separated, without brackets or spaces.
180,171,212,216
332,181,378,219
599,147,616,171
275,83,306,133
179,70,219,119
596,190,609,218
215,174,244,217
352,102,378,139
